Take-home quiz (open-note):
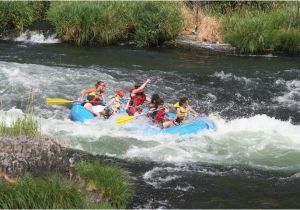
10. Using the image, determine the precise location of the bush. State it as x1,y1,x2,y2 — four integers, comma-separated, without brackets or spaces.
76,161,132,208
47,2,182,47
274,29,300,54
0,115,40,138
221,8,300,54
0,2,46,34
131,2,182,47
0,174,85,209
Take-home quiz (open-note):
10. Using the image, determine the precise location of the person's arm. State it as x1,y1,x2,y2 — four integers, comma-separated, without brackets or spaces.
79,87,94,102
188,106,199,117
131,79,151,94
125,99,130,110
101,93,106,105
107,98,115,107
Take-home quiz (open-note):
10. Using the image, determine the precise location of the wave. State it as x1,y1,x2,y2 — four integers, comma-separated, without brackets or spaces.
1,107,299,172
3,30,61,44
273,79,300,109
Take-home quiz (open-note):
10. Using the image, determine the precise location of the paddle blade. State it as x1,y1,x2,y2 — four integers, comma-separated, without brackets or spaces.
46,98,74,105
115,115,135,126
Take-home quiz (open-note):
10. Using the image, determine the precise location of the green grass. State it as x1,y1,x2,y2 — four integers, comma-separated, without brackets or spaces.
219,3,300,54
0,174,85,209
0,115,40,138
0,161,132,209
76,161,132,208
0,2,46,34
47,1,182,47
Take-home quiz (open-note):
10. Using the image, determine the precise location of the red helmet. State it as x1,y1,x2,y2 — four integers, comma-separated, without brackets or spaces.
116,89,124,97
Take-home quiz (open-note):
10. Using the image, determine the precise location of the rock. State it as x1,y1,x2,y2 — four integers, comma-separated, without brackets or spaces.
0,136,72,178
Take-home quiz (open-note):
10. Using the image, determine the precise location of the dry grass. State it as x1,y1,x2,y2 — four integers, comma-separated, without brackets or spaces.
179,3,194,35
197,16,222,43
179,3,222,43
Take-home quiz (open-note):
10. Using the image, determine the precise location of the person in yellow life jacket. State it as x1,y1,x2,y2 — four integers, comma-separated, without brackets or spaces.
80,81,106,116
100,89,125,119
173,97,199,125
126,79,151,116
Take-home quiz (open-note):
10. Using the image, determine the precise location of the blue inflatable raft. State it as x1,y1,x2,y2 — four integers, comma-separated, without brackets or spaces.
70,102,216,135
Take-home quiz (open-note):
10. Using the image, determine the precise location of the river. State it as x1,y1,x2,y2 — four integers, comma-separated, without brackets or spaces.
0,33,300,208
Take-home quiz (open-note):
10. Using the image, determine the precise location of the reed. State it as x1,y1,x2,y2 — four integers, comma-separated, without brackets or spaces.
76,161,132,208
0,115,40,138
0,2,46,34
220,3,300,54
47,2,182,47
0,174,85,209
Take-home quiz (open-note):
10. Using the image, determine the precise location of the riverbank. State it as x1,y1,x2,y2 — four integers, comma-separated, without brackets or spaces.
0,135,131,208
0,2,299,55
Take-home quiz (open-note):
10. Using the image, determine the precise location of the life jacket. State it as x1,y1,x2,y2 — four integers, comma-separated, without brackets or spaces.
129,87,146,107
153,109,165,123
150,103,165,123
174,102,187,121
87,91,104,106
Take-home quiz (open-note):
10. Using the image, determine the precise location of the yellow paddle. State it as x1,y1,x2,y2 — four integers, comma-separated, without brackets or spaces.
115,115,136,125
46,98,76,105
115,108,164,126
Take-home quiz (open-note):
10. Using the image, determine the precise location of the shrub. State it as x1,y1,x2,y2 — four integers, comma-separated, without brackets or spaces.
0,115,40,138
47,2,182,47
76,161,132,208
274,29,300,54
0,174,85,209
0,2,46,34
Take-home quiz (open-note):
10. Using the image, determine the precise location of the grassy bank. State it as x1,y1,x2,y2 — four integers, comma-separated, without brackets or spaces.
0,161,131,209
0,115,40,138
0,2,47,35
220,3,300,54
47,1,182,47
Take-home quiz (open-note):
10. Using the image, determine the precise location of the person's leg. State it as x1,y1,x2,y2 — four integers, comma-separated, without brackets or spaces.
163,120,174,128
84,103,93,113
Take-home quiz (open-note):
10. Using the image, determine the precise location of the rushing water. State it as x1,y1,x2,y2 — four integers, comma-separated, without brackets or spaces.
0,33,300,208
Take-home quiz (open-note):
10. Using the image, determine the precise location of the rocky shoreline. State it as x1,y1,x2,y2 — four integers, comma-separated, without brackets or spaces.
176,35,235,53
0,136,72,181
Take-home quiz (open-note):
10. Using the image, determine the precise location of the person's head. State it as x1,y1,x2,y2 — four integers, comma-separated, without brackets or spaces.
151,94,160,104
179,97,189,107
115,89,125,98
95,81,106,91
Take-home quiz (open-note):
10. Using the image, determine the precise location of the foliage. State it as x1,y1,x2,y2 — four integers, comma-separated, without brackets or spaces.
0,2,46,34
0,174,85,209
0,115,40,138
220,3,300,54
76,161,132,208
47,1,182,47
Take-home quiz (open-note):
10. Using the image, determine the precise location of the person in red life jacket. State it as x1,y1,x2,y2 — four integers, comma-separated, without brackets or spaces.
149,94,173,128
126,79,151,116
80,81,106,116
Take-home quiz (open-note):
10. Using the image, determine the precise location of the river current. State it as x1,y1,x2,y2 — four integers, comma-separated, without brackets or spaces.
0,33,300,208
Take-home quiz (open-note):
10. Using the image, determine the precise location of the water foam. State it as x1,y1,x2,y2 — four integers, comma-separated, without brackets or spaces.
212,71,254,85
274,80,300,109
13,30,60,44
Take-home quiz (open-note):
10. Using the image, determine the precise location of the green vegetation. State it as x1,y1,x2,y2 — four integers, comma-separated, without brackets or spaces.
1,1,299,54
46,1,182,47
0,115,40,138
76,161,132,208
0,2,46,34
0,161,131,209
0,174,85,209
217,2,300,54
